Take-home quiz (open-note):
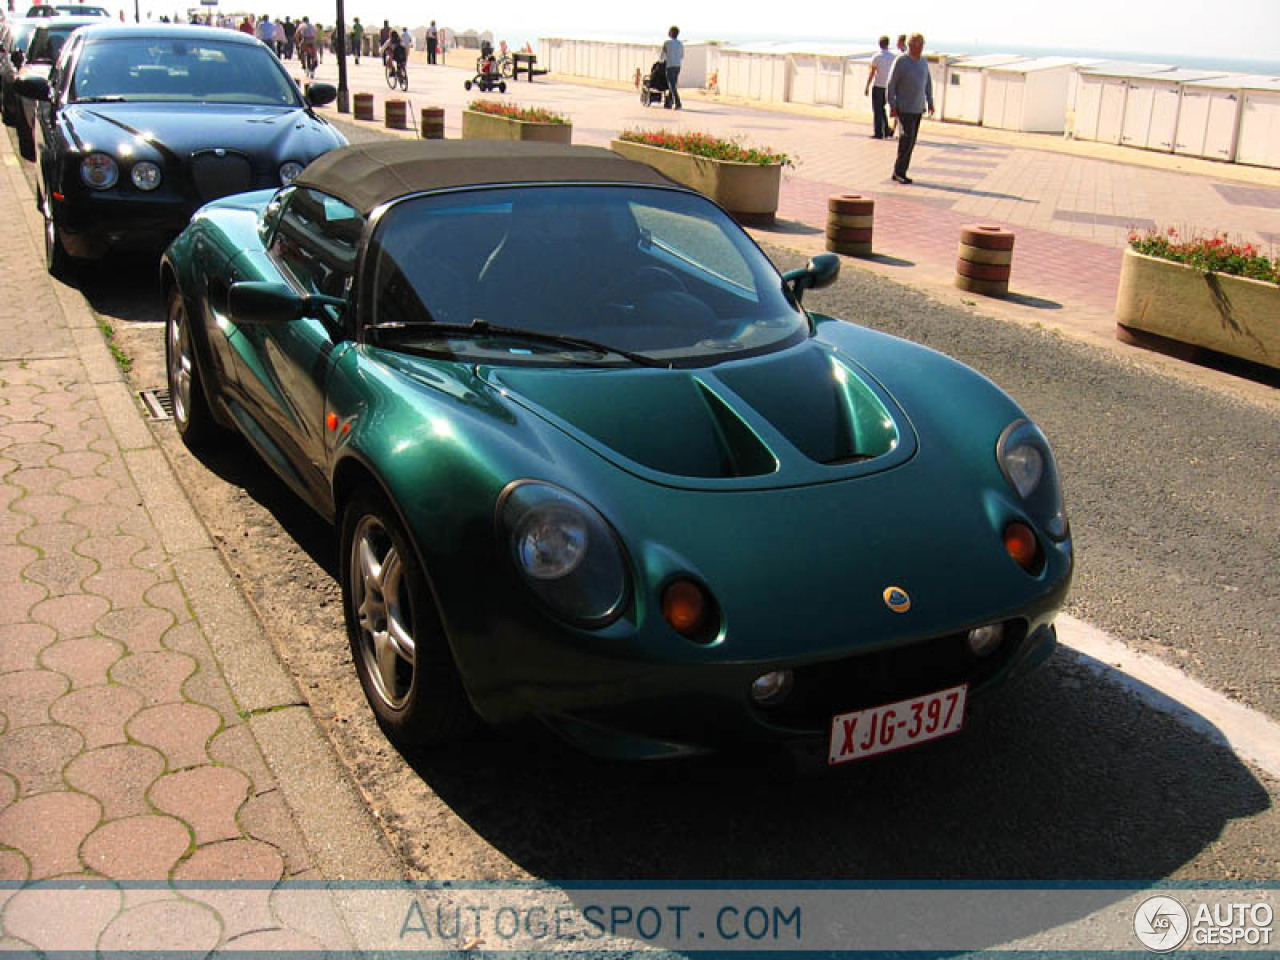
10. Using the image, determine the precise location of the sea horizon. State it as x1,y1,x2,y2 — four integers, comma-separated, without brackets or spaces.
526,27,1277,78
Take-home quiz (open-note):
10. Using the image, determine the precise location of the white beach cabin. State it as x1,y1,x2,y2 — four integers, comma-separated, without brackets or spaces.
940,54,1026,125
1070,62,1177,143
981,56,1097,133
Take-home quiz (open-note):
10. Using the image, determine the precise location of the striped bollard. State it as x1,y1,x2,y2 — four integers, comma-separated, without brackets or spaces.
385,99,409,130
956,225,1014,297
421,106,445,139
353,92,374,121
826,194,874,257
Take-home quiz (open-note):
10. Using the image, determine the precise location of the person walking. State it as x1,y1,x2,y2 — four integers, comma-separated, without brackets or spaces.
885,32,933,184
661,25,683,110
864,34,895,139
350,17,363,63
426,20,438,64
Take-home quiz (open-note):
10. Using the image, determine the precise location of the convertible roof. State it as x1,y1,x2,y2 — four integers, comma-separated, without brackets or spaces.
293,140,677,216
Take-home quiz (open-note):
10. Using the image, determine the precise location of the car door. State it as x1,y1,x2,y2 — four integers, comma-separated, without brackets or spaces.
230,185,362,511
31,29,77,198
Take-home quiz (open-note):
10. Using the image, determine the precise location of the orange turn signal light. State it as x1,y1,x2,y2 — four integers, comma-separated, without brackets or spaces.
662,579,710,639
1003,521,1040,572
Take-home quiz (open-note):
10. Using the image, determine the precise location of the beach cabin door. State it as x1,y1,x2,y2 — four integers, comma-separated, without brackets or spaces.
1236,91,1280,168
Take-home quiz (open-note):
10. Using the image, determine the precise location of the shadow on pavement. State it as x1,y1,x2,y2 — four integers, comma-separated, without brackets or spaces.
858,252,915,268
1004,292,1063,310
404,649,1269,885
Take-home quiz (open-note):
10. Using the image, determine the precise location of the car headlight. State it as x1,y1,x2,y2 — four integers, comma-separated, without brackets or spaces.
497,481,630,626
80,152,118,190
997,418,1068,541
130,161,161,191
278,161,305,184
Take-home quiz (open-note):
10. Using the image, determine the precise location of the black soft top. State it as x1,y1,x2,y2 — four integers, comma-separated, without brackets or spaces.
293,139,676,216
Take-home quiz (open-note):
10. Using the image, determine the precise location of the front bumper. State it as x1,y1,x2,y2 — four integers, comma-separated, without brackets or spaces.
53,190,199,259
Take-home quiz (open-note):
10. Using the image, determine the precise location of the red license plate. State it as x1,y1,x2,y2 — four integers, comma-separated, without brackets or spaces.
828,684,968,765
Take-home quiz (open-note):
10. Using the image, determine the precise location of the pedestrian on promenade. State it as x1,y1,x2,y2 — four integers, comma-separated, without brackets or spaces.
896,33,907,53
864,34,895,139
283,16,296,58
348,16,363,63
427,19,438,63
885,31,933,184
379,19,390,48
661,25,683,110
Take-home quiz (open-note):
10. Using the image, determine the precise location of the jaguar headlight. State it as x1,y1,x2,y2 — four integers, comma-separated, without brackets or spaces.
278,161,305,184
997,419,1068,541
80,153,118,190
130,161,161,191
497,481,629,626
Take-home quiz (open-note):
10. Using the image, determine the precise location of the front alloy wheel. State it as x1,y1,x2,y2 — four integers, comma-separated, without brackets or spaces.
341,486,475,745
41,194,70,277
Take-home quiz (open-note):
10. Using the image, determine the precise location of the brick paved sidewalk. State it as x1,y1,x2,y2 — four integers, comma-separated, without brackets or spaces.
0,134,398,951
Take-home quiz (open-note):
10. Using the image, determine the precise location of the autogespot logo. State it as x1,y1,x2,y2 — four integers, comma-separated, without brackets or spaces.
1134,895,1190,952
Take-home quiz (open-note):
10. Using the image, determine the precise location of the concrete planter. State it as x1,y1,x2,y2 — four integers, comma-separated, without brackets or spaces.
460,109,572,144
1115,247,1279,368
609,138,782,226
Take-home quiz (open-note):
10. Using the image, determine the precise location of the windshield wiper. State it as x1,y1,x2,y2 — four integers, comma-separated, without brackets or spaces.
74,95,129,103
369,319,669,369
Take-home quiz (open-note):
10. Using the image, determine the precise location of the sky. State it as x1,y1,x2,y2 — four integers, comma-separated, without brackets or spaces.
150,0,1278,65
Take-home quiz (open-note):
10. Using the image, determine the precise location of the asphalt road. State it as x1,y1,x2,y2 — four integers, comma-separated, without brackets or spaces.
14,125,1277,886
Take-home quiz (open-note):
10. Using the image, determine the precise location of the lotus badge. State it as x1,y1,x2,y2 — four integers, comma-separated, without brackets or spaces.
883,586,911,613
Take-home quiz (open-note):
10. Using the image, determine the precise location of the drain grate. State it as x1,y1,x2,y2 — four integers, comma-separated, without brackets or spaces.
138,388,173,421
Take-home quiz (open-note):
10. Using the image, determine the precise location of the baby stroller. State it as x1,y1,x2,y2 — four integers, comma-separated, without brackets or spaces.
640,60,666,106
464,55,507,93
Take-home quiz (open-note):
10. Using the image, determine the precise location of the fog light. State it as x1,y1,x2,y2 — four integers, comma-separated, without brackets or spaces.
966,623,1004,657
750,669,793,705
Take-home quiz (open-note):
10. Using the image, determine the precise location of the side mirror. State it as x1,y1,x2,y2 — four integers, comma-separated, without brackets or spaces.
15,75,49,102
229,280,345,325
305,81,336,107
11,50,25,69
781,253,840,304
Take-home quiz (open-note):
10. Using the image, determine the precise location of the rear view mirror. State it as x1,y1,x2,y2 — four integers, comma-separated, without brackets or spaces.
15,75,49,102
305,82,336,107
230,281,346,325
781,253,840,304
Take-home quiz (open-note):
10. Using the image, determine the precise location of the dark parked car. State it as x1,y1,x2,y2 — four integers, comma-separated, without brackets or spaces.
13,16,97,157
160,140,1073,767
20,23,343,273
1,17,39,126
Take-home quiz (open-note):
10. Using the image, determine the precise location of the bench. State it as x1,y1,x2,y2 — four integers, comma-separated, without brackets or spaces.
511,52,546,82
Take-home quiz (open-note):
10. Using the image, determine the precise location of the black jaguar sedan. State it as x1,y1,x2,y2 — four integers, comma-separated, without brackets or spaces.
19,23,344,273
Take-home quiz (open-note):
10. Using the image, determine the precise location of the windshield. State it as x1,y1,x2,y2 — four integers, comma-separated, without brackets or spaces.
70,36,300,105
27,24,82,63
367,184,807,367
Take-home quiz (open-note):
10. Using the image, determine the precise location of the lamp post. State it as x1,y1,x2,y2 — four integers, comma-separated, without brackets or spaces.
334,0,349,112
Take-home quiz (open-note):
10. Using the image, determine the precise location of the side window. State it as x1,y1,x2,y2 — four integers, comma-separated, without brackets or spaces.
51,34,81,98
268,187,363,303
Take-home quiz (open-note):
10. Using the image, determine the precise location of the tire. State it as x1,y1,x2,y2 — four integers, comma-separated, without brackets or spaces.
498,82,506,94
341,485,476,746
165,286,220,448
40,191,72,278
464,79,472,91
398,68,408,91
500,58,514,79
385,66,396,89
17,120,35,162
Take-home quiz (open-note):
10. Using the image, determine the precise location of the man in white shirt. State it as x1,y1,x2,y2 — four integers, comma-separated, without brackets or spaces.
863,35,895,139
660,25,683,110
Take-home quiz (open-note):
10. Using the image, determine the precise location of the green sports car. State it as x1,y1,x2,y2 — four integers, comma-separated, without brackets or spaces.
161,140,1072,766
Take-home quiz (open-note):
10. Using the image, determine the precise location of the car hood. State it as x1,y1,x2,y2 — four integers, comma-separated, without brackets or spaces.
478,338,919,491
58,102,336,159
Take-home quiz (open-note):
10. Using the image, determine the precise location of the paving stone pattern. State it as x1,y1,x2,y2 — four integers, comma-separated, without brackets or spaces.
0,148,357,952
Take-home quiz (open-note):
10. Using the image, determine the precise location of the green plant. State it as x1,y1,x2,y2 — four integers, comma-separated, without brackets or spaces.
1128,227,1278,285
618,129,790,166
467,100,568,124
97,319,131,373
